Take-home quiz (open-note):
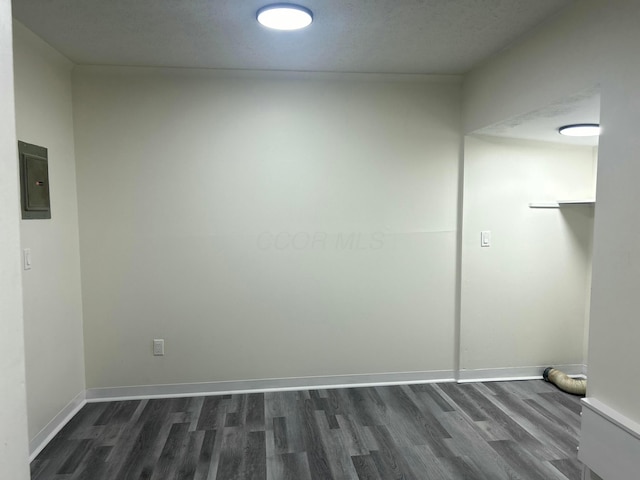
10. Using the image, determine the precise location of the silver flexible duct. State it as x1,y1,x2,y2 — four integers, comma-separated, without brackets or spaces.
543,367,586,395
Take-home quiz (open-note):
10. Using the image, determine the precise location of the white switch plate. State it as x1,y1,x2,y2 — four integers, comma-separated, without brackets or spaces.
153,339,165,356
23,248,32,270
481,231,491,247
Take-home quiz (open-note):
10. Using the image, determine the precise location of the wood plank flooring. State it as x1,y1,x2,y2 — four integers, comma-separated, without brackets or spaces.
31,380,583,479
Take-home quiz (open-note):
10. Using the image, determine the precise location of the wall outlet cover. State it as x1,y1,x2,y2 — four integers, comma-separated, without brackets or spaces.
153,339,164,356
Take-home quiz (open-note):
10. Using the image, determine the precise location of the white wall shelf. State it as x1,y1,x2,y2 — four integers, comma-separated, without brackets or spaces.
529,199,595,208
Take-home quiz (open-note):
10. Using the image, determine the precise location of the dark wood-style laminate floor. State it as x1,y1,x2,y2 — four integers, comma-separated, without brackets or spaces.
31,380,583,480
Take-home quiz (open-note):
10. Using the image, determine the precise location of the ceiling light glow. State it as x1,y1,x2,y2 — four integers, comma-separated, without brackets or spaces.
558,123,601,137
257,4,313,30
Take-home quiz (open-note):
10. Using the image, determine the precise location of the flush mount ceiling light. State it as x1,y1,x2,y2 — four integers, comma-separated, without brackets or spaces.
257,4,313,30
558,123,601,137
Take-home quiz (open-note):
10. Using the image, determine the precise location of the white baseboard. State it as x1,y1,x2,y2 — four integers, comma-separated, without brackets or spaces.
457,364,586,383
85,370,456,402
582,466,604,480
30,366,589,463
579,397,640,480
29,390,86,462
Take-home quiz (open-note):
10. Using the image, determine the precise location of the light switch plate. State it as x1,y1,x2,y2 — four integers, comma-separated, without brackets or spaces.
23,248,32,270
481,231,491,247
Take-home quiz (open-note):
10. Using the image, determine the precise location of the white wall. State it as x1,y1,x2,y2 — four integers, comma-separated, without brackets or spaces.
0,2,30,478
463,1,612,136
13,22,86,443
460,136,595,373
73,68,462,388
463,0,640,438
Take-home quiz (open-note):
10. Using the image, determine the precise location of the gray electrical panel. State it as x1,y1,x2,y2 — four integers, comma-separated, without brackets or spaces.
18,141,51,219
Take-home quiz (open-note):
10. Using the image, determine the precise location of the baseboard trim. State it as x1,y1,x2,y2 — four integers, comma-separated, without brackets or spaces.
85,370,456,402
30,366,590,462
579,397,640,480
457,364,586,383
29,390,86,462
581,466,604,480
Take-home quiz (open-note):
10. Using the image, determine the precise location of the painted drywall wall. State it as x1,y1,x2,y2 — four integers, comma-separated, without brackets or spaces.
73,68,461,388
582,147,598,367
13,22,86,442
0,2,30,478
460,136,594,372
463,0,640,425
463,1,612,135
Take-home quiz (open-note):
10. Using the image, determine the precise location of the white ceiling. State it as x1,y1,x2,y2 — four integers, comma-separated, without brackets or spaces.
474,89,601,146
12,0,573,74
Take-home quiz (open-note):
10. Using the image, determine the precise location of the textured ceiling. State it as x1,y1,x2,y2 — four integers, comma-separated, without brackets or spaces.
475,89,601,146
12,0,572,74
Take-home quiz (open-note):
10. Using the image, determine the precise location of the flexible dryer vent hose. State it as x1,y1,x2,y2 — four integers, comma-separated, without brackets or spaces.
543,367,586,396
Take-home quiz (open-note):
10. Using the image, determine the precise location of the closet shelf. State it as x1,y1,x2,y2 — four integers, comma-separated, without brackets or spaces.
529,199,595,209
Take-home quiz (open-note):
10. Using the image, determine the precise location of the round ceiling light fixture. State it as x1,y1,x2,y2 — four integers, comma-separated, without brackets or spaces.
257,4,313,30
558,123,601,137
